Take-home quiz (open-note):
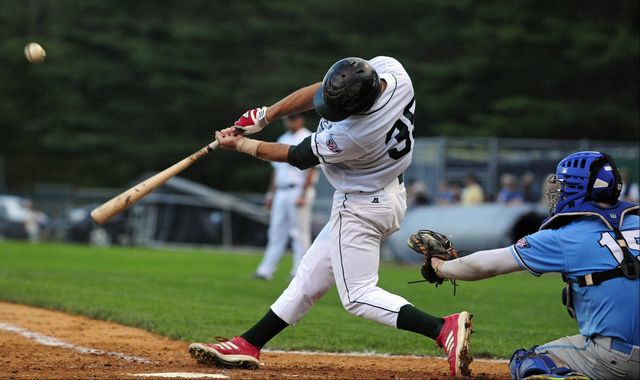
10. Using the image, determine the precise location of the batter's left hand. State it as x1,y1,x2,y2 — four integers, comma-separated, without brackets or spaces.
234,107,269,135
295,196,306,207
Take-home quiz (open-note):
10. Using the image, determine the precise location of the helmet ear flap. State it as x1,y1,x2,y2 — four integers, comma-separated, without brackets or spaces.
603,153,622,200
586,153,621,202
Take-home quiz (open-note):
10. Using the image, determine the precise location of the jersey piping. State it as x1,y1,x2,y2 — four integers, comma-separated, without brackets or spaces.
313,132,328,164
361,74,397,116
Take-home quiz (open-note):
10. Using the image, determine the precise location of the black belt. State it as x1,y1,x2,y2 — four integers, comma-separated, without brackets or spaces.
398,173,404,185
276,184,298,190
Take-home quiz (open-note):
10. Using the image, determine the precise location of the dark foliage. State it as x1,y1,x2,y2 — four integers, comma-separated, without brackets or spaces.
1,0,637,191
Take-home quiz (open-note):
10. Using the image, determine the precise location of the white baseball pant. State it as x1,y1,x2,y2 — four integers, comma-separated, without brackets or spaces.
271,179,411,327
256,187,314,278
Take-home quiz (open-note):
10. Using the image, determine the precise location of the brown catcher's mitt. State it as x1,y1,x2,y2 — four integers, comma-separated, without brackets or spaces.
407,230,459,286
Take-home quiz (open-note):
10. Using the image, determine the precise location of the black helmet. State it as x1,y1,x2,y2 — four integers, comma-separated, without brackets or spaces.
313,57,381,122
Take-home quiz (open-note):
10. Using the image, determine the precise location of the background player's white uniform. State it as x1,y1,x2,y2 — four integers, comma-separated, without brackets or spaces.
256,128,315,278
272,56,416,327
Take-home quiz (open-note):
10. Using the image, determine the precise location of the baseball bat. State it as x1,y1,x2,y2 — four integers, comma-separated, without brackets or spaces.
90,140,219,224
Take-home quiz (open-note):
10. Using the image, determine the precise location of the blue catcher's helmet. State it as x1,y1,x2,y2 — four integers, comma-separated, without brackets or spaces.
547,151,622,216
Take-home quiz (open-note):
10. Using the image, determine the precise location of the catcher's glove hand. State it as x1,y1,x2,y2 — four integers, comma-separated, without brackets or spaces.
407,230,459,286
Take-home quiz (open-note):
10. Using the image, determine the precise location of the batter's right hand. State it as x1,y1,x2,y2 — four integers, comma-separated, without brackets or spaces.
234,107,269,135
215,128,244,150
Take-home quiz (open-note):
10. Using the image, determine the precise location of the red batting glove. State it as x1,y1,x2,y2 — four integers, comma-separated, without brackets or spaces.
234,107,269,135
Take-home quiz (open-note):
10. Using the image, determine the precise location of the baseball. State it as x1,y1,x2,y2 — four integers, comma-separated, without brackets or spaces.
24,42,46,64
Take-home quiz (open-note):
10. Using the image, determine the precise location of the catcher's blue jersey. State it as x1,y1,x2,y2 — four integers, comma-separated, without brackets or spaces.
510,215,640,346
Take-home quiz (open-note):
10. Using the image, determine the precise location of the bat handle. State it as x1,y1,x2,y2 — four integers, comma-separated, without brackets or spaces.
208,141,219,151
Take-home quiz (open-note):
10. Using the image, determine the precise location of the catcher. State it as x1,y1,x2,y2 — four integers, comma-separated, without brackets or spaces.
409,151,639,379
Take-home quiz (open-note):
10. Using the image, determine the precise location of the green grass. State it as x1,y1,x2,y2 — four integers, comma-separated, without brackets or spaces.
0,241,577,358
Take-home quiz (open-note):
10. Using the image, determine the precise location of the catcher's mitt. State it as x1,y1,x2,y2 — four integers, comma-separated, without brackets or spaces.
407,230,459,286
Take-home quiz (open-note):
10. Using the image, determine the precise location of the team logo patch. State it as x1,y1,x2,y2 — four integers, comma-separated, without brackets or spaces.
326,135,342,153
516,237,529,248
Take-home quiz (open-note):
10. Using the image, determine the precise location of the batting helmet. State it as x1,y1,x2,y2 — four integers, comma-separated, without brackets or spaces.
313,57,380,122
547,151,622,216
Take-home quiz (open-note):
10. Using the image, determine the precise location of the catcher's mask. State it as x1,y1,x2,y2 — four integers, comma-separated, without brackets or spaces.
545,173,562,216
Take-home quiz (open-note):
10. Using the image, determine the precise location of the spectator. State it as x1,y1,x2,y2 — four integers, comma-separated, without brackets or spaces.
620,168,639,203
436,179,461,205
520,172,539,203
496,173,524,205
406,179,432,208
461,173,484,205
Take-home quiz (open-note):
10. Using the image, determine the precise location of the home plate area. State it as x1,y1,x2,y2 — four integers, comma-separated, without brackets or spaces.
131,373,229,379
0,302,509,379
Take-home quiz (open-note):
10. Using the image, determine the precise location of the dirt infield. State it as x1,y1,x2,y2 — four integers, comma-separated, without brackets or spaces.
0,302,509,379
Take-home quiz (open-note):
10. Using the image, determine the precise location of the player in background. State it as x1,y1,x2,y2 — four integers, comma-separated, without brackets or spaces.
255,114,316,280
425,152,639,379
189,56,473,377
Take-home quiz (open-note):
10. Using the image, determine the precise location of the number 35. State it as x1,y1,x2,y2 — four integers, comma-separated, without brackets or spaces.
386,98,415,160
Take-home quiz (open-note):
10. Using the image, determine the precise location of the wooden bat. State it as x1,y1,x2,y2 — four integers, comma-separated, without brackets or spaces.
90,141,219,224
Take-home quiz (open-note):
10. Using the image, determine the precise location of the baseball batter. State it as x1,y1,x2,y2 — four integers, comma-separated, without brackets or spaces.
255,114,316,280
189,56,473,377
414,151,639,379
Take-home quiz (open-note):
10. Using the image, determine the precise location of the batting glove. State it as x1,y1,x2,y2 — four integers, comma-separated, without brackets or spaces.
234,107,269,135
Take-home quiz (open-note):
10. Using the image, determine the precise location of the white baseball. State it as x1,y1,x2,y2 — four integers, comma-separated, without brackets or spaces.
24,42,46,64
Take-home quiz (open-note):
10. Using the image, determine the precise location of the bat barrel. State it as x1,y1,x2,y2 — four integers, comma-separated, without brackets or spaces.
90,141,218,224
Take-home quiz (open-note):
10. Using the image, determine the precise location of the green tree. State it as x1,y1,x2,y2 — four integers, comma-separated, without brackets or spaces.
0,0,637,191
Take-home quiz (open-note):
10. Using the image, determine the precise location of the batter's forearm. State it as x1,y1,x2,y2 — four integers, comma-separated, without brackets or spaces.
255,142,291,162
439,247,522,281
266,83,321,121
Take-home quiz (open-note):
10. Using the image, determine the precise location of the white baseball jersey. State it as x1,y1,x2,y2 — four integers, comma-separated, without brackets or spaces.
272,128,312,188
310,56,416,193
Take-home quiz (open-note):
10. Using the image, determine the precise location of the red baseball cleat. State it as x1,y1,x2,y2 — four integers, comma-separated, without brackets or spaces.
436,311,474,377
189,336,260,369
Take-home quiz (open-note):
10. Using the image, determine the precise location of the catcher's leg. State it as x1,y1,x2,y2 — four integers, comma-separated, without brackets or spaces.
524,335,638,379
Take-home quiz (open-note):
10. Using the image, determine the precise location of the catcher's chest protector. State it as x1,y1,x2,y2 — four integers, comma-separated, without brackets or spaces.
552,202,640,319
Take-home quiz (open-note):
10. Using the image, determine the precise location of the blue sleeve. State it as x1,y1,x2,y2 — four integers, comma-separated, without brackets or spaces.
510,229,566,276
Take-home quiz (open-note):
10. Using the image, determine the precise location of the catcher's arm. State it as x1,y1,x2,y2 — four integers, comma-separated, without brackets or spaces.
432,247,522,280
